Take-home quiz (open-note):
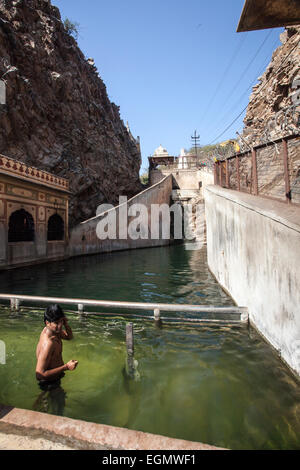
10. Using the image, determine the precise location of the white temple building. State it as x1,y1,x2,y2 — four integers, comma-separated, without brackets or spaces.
153,144,169,158
177,148,188,169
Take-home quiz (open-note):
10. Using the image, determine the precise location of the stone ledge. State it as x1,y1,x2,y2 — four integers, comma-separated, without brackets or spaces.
0,404,226,450
205,185,300,233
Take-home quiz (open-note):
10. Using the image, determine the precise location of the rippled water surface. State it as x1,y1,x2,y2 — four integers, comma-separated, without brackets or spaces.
0,245,299,449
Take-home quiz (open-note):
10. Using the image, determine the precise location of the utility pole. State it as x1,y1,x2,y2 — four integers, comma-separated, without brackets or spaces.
191,130,200,157
191,130,200,167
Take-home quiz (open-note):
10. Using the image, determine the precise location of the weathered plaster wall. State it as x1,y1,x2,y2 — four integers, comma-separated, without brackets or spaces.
204,185,300,376
69,175,173,257
198,169,214,194
150,168,213,195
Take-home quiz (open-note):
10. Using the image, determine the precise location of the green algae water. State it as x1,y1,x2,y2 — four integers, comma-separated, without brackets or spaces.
0,245,299,449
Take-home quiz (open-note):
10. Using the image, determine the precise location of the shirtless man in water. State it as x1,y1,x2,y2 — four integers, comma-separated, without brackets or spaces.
36,304,78,388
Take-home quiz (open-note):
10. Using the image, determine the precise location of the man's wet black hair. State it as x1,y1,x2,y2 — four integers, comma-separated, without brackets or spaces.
44,304,64,324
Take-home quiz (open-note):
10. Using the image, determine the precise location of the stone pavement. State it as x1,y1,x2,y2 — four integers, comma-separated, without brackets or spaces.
0,431,76,450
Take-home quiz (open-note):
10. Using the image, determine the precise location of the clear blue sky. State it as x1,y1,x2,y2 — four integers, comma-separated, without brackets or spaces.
52,0,283,171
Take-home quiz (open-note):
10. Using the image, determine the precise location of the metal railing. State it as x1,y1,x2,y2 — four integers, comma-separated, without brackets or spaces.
213,134,300,204
0,293,249,324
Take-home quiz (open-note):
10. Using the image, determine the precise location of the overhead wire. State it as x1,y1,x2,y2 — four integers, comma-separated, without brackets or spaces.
204,34,280,140
199,32,248,123
212,30,273,114
207,36,300,145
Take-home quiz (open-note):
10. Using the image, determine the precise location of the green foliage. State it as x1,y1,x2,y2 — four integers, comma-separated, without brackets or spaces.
186,143,219,155
63,18,80,40
140,170,149,185
187,139,238,161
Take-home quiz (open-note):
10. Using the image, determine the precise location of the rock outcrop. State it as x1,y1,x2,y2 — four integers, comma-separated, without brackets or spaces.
0,0,142,226
241,26,300,149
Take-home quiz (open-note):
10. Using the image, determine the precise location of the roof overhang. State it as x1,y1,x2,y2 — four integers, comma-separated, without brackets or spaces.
237,0,300,32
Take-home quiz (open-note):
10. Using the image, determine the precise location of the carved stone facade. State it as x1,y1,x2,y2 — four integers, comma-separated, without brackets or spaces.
0,154,70,269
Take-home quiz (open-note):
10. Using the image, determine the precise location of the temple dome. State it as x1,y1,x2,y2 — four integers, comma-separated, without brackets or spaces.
153,144,169,157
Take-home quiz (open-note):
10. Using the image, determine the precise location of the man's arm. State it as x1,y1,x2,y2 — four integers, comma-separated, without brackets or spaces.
60,317,73,340
36,340,77,381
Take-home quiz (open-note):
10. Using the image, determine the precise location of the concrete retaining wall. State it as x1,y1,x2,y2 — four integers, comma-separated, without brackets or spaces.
68,175,173,257
199,169,214,194
150,168,214,195
204,185,300,377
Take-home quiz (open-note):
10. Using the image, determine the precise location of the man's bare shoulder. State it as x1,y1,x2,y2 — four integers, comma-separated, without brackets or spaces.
37,329,57,354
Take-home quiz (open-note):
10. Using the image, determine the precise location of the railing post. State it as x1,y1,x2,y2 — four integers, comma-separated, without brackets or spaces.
154,308,160,322
10,298,20,311
214,162,217,185
225,159,229,188
125,323,135,379
78,303,84,314
251,148,258,195
154,308,162,328
236,156,240,191
282,138,291,203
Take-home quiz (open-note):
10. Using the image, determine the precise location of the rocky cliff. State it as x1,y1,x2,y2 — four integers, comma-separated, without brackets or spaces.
241,26,300,149
0,0,142,226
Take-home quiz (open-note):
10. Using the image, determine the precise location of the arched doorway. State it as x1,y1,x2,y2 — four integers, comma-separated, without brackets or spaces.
47,213,64,241
8,209,35,242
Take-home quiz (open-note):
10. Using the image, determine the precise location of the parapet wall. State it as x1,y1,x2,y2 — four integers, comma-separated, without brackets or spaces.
69,175,173,257
204,185,300,377
150,168,214,195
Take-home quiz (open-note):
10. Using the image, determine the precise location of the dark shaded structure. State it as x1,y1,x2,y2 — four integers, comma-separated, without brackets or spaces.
47,214,64,241
148,156,176,170
237,0,300,32
8,209,35,243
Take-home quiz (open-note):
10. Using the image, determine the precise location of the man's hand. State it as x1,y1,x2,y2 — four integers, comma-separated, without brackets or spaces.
61,317,73,340
66,359,78,371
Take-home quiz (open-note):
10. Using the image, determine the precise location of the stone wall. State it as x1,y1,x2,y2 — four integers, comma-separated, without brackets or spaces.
204,184,300,377
149,168,214,195
256,141,285,199
238,153,252,194
288,138,300,203
69,175,173,257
